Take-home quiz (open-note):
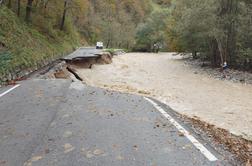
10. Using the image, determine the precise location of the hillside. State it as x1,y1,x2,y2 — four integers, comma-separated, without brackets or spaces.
0,0,156,83
1,0,251,83
0,6,79,83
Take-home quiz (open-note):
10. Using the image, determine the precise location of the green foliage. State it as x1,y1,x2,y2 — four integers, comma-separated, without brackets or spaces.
0,51,13,76
134,8,170,51
4,0,251,82
81,0,152,49
0,0,159,81
104,48,116,55
167,0,252,69
0,6,79,81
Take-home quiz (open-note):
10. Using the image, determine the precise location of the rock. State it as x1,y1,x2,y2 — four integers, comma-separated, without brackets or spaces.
240,79,245,82
30,156,43,162
178,132,185,137
93,149,104,155
133,145,138,150
85,151,94,158
45,148,50,154
138,90,151,95
63,131,73,138
64,143,75,153
54,69,69,79
116,155,124,160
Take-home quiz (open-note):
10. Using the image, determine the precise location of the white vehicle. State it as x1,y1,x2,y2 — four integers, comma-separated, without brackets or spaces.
96,42,103,49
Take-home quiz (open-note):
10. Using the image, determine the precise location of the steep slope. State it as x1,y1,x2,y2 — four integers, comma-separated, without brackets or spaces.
0,0,157,83
0,6,79,83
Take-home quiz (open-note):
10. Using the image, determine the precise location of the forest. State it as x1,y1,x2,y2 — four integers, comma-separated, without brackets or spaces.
0,0,252,82
0,0,154,81
167,0,252,69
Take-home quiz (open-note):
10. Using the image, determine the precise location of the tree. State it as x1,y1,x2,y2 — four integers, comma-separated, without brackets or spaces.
167,0,252,68
17,0,20,16
25,0,33,22
7,0,11,8
60,0,68,30
60,0,88,31
134,10,169,51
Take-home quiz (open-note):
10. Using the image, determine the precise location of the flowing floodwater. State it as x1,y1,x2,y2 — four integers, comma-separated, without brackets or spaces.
77,53,252,140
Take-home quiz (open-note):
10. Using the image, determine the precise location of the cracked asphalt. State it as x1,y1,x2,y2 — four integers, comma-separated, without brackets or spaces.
0,79,237,166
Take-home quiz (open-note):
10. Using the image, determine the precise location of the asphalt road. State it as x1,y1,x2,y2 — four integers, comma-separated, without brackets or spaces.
0,79,236,166
0,48,236,166
63,47,103,60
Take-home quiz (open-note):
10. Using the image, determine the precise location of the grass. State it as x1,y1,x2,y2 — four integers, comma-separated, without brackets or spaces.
0,6,80,83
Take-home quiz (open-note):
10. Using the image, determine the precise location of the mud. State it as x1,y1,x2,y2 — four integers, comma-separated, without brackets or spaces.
76,53,252,142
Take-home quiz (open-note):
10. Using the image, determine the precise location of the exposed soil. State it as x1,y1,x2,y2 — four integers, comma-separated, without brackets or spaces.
65,52,113,69
76,53,252,143
27,51,114,82
31,61,71,80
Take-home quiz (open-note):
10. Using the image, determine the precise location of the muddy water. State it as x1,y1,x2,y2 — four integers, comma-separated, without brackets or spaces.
77,53,252,140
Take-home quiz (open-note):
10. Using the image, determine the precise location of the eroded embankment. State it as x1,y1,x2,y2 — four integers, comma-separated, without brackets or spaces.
29,51,252,164
29,51,114,82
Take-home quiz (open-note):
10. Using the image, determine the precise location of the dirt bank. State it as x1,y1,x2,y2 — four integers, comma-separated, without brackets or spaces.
76,53,252,142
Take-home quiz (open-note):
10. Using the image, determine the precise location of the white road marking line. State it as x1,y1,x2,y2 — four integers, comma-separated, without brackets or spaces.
144,97,218,162
0,84,20,98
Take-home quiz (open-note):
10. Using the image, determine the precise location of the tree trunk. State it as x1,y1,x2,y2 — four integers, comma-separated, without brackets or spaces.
216,38,224,66
226,0,238,66
43,0,50,15
192,51,197,59
60,0,67,30
17,0,20,16
7,0,11,8
25,0,33,22
44,0,49,8
211,39,218,67
106,39,111,48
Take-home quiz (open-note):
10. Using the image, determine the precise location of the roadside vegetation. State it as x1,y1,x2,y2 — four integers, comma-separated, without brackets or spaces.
135,0,252,70
0,0,155,82
0,0,154,81
166,0,252,70
0,0,251,82
0,6,78,82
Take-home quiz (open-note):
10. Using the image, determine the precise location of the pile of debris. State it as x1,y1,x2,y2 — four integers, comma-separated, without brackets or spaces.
183,115,252,165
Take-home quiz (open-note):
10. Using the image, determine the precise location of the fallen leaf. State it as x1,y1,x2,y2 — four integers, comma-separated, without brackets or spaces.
116,155,124,160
